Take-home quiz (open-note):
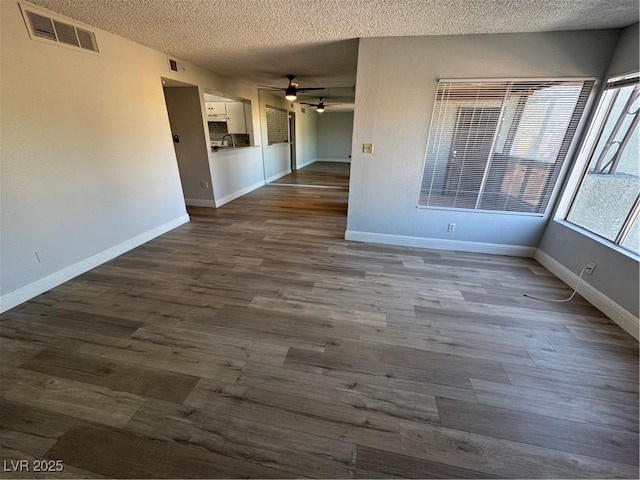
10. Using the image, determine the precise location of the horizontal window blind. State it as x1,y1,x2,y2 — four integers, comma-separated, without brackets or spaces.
419,79,593,214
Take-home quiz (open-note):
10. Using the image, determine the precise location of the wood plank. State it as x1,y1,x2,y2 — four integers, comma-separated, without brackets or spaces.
0,430,58,457
4,369,145,428
20,349,200,404
357,330,537,366
46,423,295,479
323,337,510,383
502,363,639,406
196,380,403,454
437,397,639,465
126,398,355,478
471,379,639,432
131,323,290,366
400,422,639,479
355,445,496,479
231,362,441,424
384,317,556,351
283,347,478,402
250,295,387,327
212,304,378,344
0,399,78,443
0,337,43,367
75,336,243,383
526,348,638,381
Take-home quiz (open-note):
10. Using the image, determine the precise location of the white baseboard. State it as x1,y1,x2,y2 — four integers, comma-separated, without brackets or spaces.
185,198,216,208
316,158,351,163
0,214,190,313
265,170,292,184
214,180,265,208
344,230,536,257
535,250,639,340
295,158,317,169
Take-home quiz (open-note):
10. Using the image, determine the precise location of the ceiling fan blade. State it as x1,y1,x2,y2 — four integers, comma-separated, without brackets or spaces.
296,87,326,92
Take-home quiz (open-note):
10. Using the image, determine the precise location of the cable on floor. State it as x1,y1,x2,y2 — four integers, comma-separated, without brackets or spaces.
523,266,588,303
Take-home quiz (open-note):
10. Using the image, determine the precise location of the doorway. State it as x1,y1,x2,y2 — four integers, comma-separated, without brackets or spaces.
161,78,215,207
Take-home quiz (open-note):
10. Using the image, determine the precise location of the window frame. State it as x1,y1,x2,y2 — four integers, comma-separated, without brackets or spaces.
562,72,640,257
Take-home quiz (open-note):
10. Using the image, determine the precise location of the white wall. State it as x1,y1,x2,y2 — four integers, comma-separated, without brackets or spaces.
346,31,619,255
0,1,265,311
163,86,214,204
537,23,639,335
259,91,291,181
295,106,318,169
209,146,264,207
317,112,354,162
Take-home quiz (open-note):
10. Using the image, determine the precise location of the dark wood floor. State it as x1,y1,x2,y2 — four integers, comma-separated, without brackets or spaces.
271,161,350,188
1,176,638,479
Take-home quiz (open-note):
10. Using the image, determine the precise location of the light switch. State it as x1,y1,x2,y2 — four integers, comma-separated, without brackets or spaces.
363,143,373,154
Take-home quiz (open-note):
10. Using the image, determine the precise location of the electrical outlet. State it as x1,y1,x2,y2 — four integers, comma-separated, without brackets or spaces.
363,143,373,154
584,262,596,275
201,180,209,189
448,223,456,232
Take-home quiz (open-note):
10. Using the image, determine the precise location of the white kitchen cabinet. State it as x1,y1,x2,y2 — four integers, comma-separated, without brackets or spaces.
225,101,247,134
205,102,226,121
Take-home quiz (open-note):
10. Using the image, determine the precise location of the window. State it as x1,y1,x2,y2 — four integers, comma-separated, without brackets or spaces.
566,74,640,255
266,106,289,144
419,79,593,214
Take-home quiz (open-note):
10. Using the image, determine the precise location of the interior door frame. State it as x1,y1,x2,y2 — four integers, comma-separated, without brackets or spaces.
289,111,297,170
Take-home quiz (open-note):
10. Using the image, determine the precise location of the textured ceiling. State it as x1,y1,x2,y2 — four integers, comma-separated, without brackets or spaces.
31,0,639,96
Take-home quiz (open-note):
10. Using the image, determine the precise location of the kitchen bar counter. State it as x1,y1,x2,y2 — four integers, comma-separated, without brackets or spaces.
210,145,260,154
207,145,264,207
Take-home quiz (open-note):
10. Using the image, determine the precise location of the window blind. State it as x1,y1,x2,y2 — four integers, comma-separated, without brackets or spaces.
419,79,594,214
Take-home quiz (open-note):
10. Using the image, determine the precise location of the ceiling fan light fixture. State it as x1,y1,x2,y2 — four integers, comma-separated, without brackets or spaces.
316,104,325,113
285,86,297,101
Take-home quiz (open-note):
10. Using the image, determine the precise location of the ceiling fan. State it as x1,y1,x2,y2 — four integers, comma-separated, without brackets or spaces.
300,97,346,113
260,75,324,101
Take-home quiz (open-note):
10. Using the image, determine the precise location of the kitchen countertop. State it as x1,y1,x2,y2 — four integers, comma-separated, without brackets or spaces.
210,145,260,154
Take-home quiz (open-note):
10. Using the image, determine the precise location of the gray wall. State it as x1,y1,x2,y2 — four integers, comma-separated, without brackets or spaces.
317,112,354,161
163,86,214,202
347,31,619,250
607,22,639,78
538,22,639,318
0,1,188,305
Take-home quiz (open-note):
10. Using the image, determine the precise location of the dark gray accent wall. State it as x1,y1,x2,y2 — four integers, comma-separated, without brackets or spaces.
317,112,354,161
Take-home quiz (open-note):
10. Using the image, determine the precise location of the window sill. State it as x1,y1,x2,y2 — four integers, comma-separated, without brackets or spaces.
552,219,639,261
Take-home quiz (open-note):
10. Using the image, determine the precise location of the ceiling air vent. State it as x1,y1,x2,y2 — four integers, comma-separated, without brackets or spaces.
167,57,186,73
76,28,98,51
26,11,56,41
22,6,99,53
53,20,80,47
